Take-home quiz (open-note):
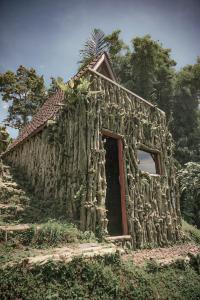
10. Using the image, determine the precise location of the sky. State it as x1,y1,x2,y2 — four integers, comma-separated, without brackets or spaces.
138,150,157,174
0,0,200,138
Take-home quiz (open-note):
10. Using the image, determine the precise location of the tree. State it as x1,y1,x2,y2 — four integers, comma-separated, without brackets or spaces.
172,59,200,164
104,33,176,117
105,30,131,81
178,162,200,228
129,36,176,117
0,66,46,130
79,29,109,66
47,77,63,97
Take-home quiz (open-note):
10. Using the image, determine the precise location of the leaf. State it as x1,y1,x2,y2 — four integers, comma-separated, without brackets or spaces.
79,29,109,64
68,80,74,89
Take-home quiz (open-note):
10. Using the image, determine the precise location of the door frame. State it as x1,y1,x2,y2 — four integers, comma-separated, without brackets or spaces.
102,129,128,235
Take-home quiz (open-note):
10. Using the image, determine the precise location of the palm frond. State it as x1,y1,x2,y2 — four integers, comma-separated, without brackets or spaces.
79,29,109,64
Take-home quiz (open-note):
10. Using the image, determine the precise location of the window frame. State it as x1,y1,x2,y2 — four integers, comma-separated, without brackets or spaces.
137,145,162,175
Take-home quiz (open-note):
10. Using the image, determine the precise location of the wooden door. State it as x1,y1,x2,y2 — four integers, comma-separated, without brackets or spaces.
102,131,128,236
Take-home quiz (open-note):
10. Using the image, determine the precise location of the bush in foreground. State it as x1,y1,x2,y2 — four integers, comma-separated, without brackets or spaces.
0,253,200,300
182,219,200,245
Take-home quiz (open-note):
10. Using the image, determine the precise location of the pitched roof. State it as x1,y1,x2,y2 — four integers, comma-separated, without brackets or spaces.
3,52,116,154
73,52,116,81
91,52,117,81
6,90,65,152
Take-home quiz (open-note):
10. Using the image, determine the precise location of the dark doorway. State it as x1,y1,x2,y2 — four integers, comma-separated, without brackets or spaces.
103,136,123,236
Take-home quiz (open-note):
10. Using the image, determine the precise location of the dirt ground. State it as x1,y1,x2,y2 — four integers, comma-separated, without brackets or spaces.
123,243,200,266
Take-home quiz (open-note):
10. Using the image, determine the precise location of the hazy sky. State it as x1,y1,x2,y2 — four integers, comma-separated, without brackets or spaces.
0,0,200,137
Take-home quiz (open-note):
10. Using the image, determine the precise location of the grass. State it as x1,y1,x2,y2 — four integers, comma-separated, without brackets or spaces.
0,243,37,265
0,253,200,300
182,219,200,245
30,220,96,246
0,220,96,248
0,220,97,265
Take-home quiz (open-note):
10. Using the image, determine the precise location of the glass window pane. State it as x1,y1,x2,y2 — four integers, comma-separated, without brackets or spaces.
137,150,157,174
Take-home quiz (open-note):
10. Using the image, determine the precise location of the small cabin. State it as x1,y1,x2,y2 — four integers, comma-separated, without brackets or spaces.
3,52,181,248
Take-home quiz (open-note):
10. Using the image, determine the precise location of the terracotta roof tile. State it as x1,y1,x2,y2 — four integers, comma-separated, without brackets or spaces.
7,90,65,151
4,53,106,154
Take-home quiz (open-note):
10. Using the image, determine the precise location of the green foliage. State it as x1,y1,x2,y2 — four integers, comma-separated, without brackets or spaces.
0,220,96,248
29,221,90,246
188,253,200,274
178,163,200,228
145,259,161,273
95,225,106,242
172,59,200,164
104,32,176,117
0,253,200,300
130,35,175,115
105,30,130,80
105,30,128,58
182,219,200,244
30,220,96,246
47,76,63,96
173,258,189,271
79,28,109,66
0,125,11,153
56,77,91,105
0,65,46,129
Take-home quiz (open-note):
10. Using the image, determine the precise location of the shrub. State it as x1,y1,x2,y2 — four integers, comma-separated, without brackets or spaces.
1,254,200,300
178,162,200,228
0,220,96,247
182,219,200,245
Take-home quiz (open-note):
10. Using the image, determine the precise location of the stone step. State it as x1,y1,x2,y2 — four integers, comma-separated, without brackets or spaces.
0,191,27,207
0,163,32,224
0,203,24,213
2,165,11,171
22,243,125,265
2,166,12,177
3,181,21,189
105,235,133,248
0,185,27,198
0,214,15,223
2,174,14,182
105,235,132,242
0,204,25,221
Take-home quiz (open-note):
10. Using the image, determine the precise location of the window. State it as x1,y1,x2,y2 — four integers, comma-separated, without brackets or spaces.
137,149,161,175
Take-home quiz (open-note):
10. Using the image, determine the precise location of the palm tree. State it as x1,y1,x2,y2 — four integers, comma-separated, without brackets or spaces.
79,29,109,66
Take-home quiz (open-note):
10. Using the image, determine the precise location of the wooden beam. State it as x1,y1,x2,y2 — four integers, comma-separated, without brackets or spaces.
105,235,131,242
89,68,165,114
101,129,123,140
92,53,117,82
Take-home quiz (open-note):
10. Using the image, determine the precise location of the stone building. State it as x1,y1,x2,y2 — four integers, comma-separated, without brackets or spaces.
2,53,181,248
